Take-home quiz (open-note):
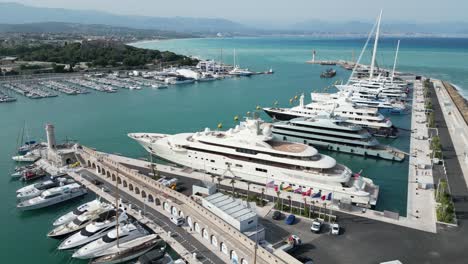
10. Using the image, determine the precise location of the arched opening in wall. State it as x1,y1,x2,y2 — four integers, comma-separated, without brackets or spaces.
202,228,209,240
107,171,111,178
101,168,106,176
171,206,178,216
141,190,147,199
194,222,201,234
112,174,116,182
155,198,161,206
178,210,184,219
211,235,218,247
163,202,170,212
220,242,228,255
241,258,248,264
97,166,101,174
87,160,91,167
92,163,96,169
123,180,128,188
187,216,193,229
230,250,238,263
65,158,72,165
148,194,154,203
129,184,134,191
135,187,140,195
117,177,122,185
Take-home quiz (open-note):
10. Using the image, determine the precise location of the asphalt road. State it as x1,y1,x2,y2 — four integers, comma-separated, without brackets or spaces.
79,169,223,264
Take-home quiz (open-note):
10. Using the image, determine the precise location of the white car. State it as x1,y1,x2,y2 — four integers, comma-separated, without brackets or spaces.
310,219,322,233
170,216,185,226
330,223,340,235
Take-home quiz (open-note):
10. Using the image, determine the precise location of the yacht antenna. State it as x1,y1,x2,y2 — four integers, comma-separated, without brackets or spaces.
369,10,383,80
391,40,400,83
220,48,223,73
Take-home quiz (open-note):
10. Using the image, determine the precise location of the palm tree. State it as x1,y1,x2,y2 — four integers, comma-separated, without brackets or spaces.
230,179,236,197
287,195,292,213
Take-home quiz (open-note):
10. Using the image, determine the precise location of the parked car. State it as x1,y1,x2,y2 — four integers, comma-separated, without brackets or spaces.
330,223,340,235
272,211,282,220
170,216,185,226
310,219,322,233
285,214,295,225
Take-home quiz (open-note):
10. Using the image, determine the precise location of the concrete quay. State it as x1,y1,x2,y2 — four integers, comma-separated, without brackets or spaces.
76,146,299,264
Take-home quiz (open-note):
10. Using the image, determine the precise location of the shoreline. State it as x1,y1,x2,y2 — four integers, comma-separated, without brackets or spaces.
442,81,468,125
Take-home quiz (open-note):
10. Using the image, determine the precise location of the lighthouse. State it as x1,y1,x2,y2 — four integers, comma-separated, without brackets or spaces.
45,123,56,150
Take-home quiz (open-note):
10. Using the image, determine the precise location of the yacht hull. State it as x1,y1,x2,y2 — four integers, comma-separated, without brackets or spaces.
17,189,87,211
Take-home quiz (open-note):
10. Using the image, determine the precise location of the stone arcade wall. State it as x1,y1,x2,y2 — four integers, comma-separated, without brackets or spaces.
78,146,297,264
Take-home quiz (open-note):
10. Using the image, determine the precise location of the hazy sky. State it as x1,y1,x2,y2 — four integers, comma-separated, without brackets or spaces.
2,0,466,25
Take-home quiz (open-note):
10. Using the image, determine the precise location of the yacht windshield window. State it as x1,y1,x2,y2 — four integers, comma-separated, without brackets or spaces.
81,228,96,237
102,235,117,243
73,209,86,215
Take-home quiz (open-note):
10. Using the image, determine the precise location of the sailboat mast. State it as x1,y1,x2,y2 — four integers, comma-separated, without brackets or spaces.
369,10,382,80
391,40,400,83
233,49,236,68
115,168,120,248
220,48,223,73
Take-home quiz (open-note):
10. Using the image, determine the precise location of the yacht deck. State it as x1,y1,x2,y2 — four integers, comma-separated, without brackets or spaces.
268,141,307,153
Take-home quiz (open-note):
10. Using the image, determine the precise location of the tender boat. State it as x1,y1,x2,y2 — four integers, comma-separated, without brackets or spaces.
17,183,87,210
16,177,75,201
135,246,166,264
90,234,160,264
72,223,147,259
53,199,106,226
12,152,40,162
58,210,128,250
21,168,47,181
48,203,114,239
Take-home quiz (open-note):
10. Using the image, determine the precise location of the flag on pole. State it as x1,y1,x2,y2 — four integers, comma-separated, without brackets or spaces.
280,183,284,190
266,181,275,188
294,187,302,194
274,185,279,192
312,190,321,198
303,188,312,196
283,185,293,192
353,169,363,179
327,193,332,201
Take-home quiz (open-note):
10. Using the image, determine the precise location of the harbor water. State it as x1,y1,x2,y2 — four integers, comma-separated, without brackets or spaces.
1,36,467,263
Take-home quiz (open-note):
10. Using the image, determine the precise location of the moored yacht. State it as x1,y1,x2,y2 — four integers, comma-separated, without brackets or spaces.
90,234,160,264
129,118,379,207
58,210,128,250
272,116,405,161
17,183,87,210
48,202,114,238
53,199,103,226
263,94,397,137
16,177,75,201
72,223,147,259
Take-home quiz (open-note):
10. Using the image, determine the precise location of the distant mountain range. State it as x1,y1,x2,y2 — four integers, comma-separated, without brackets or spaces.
0,2,466,36
0,22,194,39
0,3,248,34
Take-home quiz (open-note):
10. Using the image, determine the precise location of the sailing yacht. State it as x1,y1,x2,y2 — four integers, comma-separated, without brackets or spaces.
228,49,253,76
58,210,128,250
263,94,398,137
311,90,408,115
129,118,379,207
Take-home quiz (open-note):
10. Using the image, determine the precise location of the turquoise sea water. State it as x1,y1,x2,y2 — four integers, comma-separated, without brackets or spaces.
1,36,467,263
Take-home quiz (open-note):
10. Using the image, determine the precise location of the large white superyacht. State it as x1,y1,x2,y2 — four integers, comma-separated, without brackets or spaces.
129,118,379,207
263,94,397,137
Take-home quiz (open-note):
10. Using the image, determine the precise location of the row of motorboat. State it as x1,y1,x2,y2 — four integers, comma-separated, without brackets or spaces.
47,199,181,263
15,173,88,210
0,88,16,102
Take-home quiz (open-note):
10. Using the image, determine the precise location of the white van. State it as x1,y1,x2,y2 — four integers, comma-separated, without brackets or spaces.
170,216,185,226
